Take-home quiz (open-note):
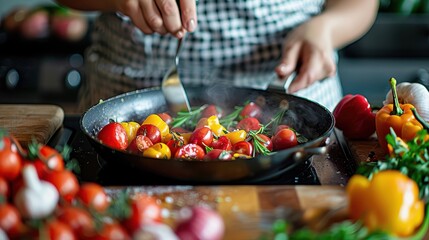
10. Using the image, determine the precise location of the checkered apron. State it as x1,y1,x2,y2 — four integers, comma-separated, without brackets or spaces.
79,0,343,112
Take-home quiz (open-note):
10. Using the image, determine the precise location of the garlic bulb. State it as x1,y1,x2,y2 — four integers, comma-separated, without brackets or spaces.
383,82,429,121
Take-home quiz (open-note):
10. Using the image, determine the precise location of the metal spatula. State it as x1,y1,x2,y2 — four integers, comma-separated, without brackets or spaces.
161,33,191,113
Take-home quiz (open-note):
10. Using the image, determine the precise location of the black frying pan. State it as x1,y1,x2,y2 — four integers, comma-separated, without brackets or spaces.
80,85,334,183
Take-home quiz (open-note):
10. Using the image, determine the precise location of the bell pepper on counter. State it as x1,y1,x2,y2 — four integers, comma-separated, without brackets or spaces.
333,94,376,139
376,78,415,153
401,108,429,142
346,170,425,237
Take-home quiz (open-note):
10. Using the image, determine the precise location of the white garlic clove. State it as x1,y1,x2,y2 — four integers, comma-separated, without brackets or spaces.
383,82,429,121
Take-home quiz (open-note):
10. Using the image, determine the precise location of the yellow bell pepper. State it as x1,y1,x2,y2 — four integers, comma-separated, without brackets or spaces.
142,142,171,159
120,121,140,144
225,130,247,145
142,114,170,142
207,115,227,137
346,170,424,237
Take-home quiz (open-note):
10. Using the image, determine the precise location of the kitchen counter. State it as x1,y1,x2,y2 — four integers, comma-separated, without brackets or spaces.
1,104,427,239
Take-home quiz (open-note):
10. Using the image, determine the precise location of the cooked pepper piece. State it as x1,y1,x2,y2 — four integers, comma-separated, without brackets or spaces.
333,94,376,139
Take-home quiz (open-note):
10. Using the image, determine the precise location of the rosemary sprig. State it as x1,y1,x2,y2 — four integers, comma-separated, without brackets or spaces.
171,105,207,129
219,105,244,130
357,128,429,200
248,126,272,156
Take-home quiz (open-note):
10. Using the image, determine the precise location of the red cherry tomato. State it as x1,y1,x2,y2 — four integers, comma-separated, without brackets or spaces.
57,206,95,238
232,141,253,156
272,128,298,151
256,134,273,151
274,124,291,134
0,203,22,238
88,222,131,240
0,149,22,181
175,144,205,160
43,219,75,240
211,136,232,151
43,169,80,203
0,177,8,197
204,149,233,160
157,112,173,125
166,134,186,157
136,124,162,144
76,183,110,212
202,104,223,118
97,122,128,151
240,102,262,119
189,127,213,147
236,117,261,132
29,145,64,179
122,194,162,234
127,135,153,154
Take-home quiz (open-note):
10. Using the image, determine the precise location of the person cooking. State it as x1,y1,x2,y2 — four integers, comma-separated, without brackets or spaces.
54,0,378,112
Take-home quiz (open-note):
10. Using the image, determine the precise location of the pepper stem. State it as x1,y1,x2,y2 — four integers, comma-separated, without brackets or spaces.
389,78,404,116
411,108,429,130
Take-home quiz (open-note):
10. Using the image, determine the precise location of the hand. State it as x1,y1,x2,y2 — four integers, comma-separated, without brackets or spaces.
117,0,197,38
275,16,337,93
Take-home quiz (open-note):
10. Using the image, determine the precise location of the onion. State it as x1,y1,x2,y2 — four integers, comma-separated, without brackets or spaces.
134,222,179,240
175,205,225,240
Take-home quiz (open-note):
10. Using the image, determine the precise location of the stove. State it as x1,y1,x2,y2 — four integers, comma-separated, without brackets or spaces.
48,115,355,186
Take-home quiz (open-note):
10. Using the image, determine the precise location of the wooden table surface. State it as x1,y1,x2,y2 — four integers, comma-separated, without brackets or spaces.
1,104,427,239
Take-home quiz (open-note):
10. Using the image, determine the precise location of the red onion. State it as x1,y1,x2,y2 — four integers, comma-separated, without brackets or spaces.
175,205,225,240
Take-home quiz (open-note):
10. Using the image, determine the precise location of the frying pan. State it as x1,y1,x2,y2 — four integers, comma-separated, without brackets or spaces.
80,85,335,183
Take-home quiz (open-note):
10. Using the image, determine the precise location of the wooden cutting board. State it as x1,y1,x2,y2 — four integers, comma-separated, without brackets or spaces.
0,104,64,146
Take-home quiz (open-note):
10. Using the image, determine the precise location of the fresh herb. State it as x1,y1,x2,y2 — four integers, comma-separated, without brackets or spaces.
357,128,429,200
171,105,207,129
219,105,244,129
259,219,394,240
248,126,272,156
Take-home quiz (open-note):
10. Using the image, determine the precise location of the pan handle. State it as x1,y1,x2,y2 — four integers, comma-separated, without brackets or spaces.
291,137,330,161
266,72,296,94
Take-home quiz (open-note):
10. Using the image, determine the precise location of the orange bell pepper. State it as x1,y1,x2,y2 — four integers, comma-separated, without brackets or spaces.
346,170,425,237
376,78,415,153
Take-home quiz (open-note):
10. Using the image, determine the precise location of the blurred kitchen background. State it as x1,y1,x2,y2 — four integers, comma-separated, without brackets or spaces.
1,0,429,114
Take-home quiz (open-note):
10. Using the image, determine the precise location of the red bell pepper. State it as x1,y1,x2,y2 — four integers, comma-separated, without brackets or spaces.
333,94,376,139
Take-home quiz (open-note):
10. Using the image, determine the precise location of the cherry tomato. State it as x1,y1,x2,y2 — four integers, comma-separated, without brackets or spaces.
97,122,128,151
87,222,130,240
142,143,171,159
57,206,94,237
195,117,208,130
142,114,169,142
0,177,8,197
256,134,273,151
43,169,80,203
43,219,75,240
120,121,140,144
202,104,223,118
0,149,22,181
225,130,247,145
272,128,298,151
240,102,262,119
166,133,187,157
156,112,173,125
175,144,205,160
33,145,64,176
204,149,233,160
136,124,162,144
232,141,253,156
0,203,22,238
236,117,261,132
76,183,110,212
211,136,232,151
122,194,162,234
275,124,291,134
127,135,153,154
189,127,213,147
